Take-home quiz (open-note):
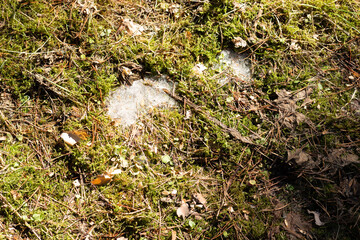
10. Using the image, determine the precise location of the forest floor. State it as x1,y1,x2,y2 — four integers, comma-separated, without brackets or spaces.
0,0,359,239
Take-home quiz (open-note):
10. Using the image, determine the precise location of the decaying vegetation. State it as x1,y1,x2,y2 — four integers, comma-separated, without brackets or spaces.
0,0,359,239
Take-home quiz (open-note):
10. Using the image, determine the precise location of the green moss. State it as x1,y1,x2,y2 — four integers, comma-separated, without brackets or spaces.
0,0,359,238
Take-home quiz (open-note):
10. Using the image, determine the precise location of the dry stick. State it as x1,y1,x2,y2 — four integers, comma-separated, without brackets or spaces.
261,203,290,212
0,193,41,240
25,70,84,107
0,109,17,136
15,186,41,212
163,89,257,145
47,196,80,216
158,200,162,240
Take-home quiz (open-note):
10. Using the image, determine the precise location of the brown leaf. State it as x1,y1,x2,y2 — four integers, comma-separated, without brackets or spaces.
295,112,306,124
176,201,190,219
91,174,112,186
283,212,311,238
301,97,314,108
171,230,176,240
350,99,360,116
70,106,85,119
232,37,247,48
160,197,174,203
91,167,122,186
119,18,144,36
325,148,360,167
294,90,307,101
193,193,207,205
288,149,316,168
60,130,88,146
10,190,22,201
343,153,359,164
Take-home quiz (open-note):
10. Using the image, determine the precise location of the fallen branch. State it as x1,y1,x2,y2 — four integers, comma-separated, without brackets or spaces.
164,89,257,145
0,109,17,135
25,70,84,107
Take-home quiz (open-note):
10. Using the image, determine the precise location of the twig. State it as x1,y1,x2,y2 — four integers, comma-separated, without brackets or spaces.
16,186,40,211
224,148,247,197
0,109,17,135
261,203,290,212
120,207,147,215
163,89,257,145
25,70,84,106
158,200,162,240
46,195,80,216
0,48,57,55
341,88,357,111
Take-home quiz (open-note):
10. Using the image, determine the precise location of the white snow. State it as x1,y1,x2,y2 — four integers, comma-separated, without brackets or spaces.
106,76,176,127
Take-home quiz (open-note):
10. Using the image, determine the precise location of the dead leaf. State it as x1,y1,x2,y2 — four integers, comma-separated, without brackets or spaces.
276,89,292,99
109,168,122,175
294,90,307,101
349,178,360,196
91,167,122,186
192,211,204,220
119,18,144,36
274,88,316,129
283,212,311,238
294,87,314,102
116,237,128,240
301,97,314,108
91,174,112,186
325,148,360,167
171,230,176,240
288,149,316,168
176,201,190,219
284,218,289,228
162,190,170,196
70,106,85,119
232,37,247,48
233,2,247,12
307,210,325,226
75,0,98,15
290,40,300,50
295,112,306,124
160,197,174,203
350,99,360,116
193,193,207,205
120,66,132,80
0,93,14,108
60,130,88,146
10,190,22,200
185,31,192,40
343,153,359,164
168,4,181,16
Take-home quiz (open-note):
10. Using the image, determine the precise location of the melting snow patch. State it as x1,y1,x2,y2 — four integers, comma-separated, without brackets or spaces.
106,76,177,127
214,50,251,84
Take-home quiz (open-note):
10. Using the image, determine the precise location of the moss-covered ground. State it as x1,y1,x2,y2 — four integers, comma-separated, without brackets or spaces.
0,0,359,239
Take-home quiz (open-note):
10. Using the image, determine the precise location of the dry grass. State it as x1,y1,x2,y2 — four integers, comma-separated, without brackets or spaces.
0,0,359,239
